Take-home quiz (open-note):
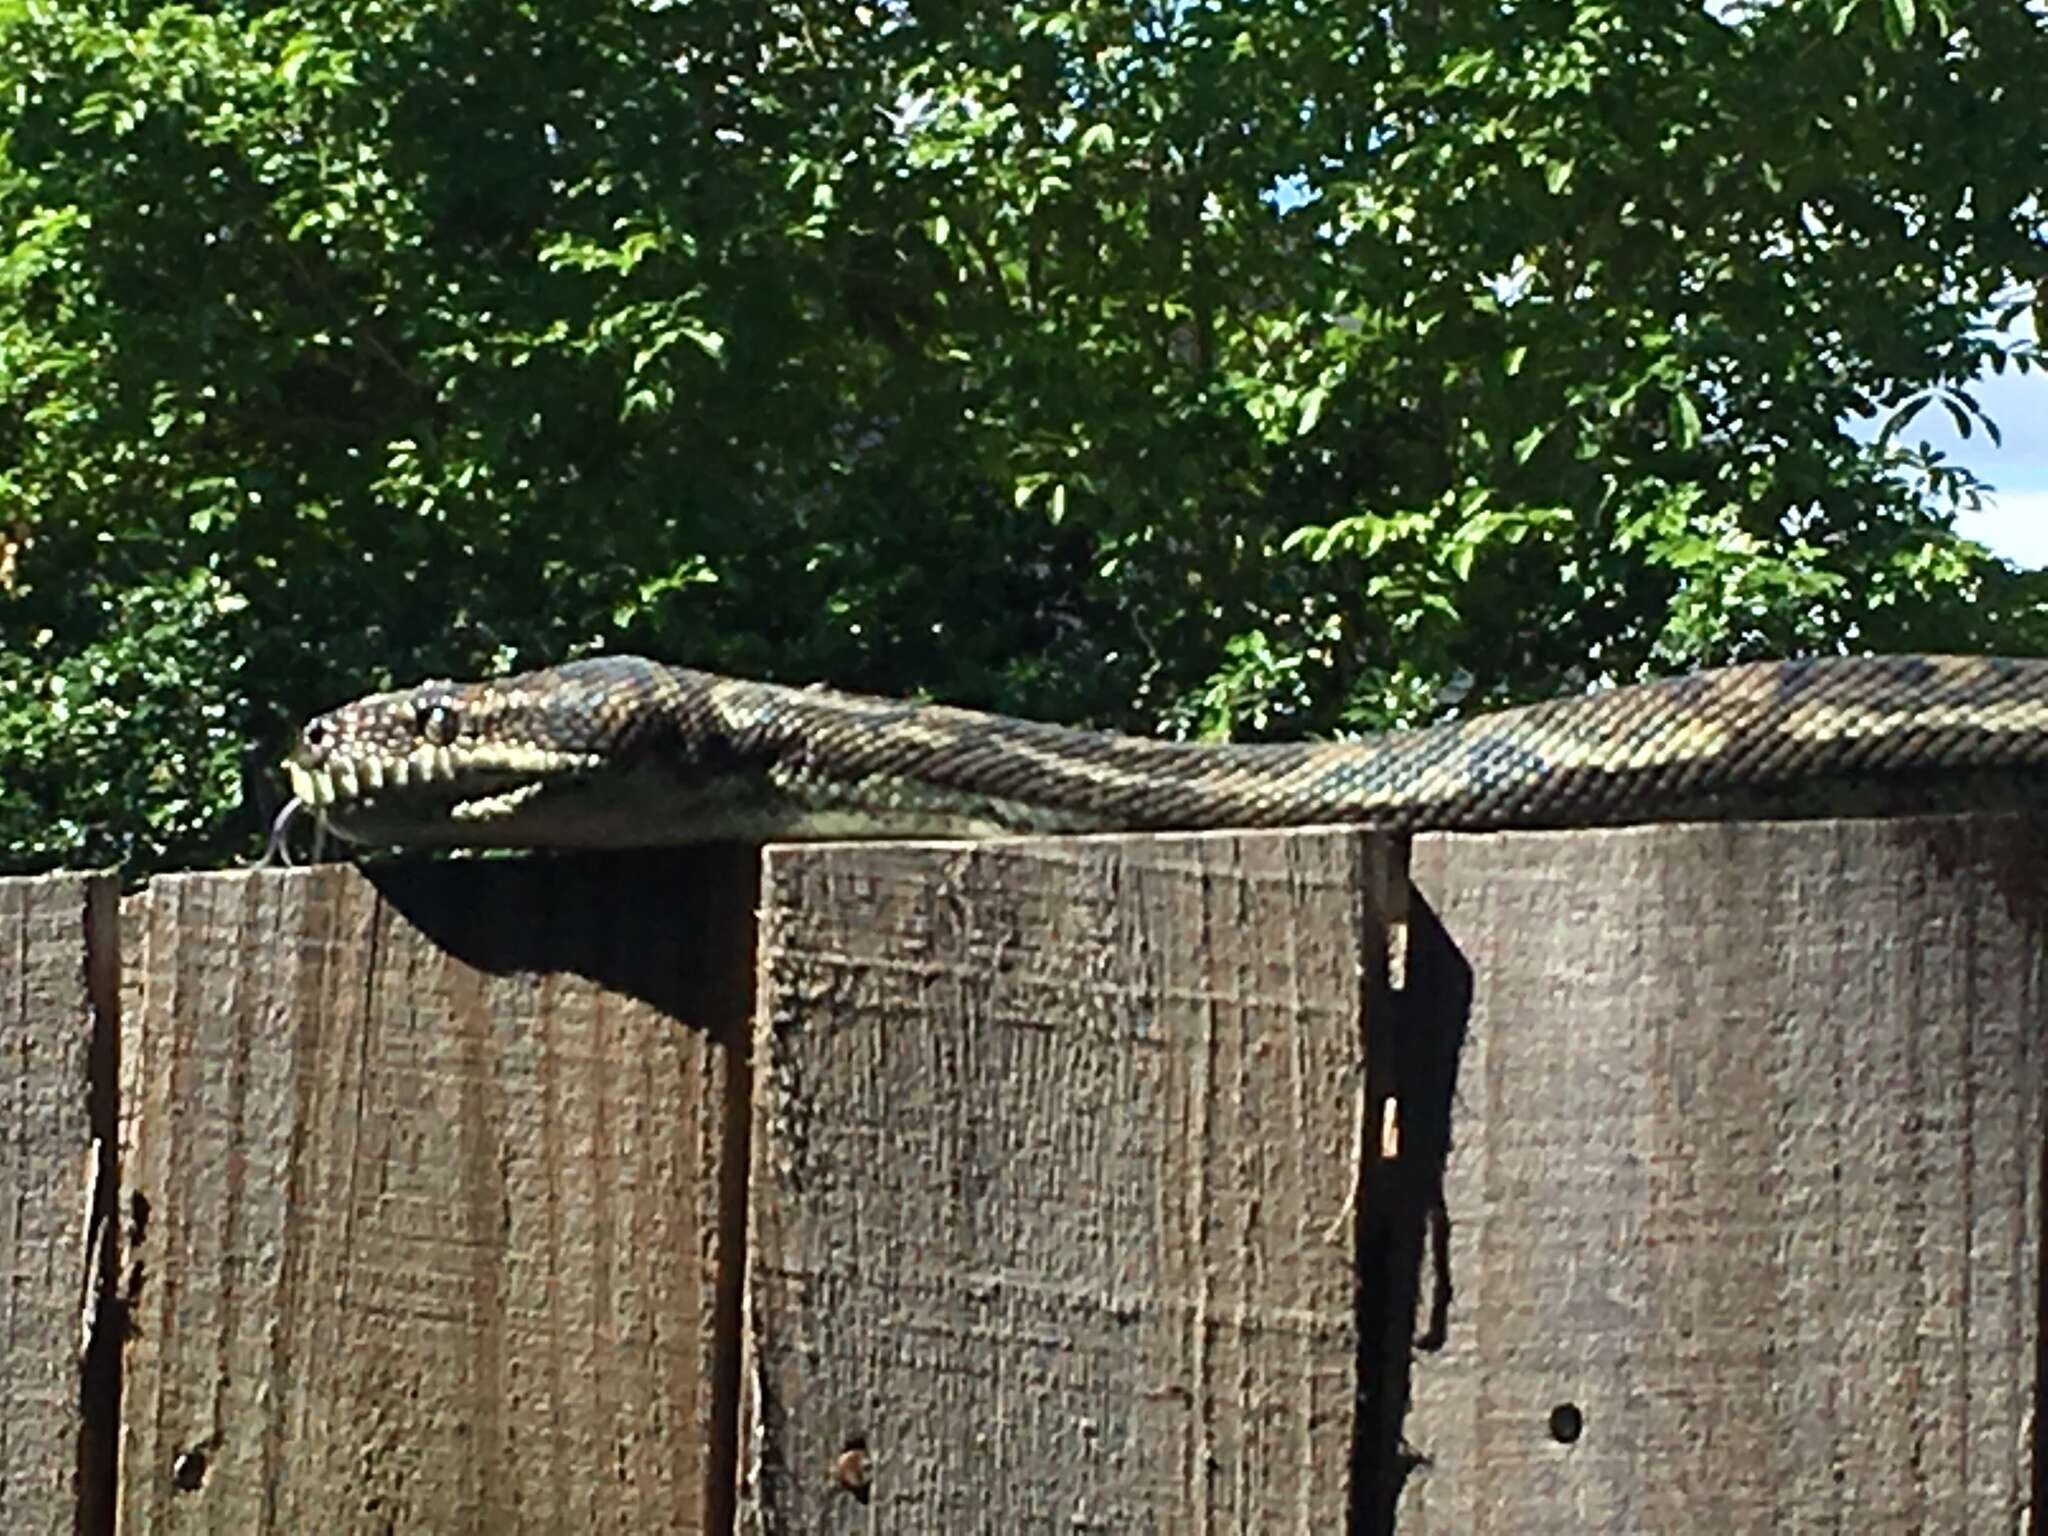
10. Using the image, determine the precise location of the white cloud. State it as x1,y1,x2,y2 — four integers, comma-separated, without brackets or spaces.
1956,488,2048,568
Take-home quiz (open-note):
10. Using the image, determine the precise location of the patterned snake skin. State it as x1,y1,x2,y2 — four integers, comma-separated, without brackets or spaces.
273,654,2048,851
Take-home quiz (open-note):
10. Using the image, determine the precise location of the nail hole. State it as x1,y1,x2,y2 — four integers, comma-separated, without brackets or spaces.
1548,1403,1583,1444
833,1434,871,1503
172,1447,208,1491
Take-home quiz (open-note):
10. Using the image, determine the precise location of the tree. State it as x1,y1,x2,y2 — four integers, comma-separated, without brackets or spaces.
1,0,2043,873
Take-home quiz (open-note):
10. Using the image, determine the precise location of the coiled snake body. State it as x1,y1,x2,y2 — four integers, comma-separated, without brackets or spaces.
279,654,2048,850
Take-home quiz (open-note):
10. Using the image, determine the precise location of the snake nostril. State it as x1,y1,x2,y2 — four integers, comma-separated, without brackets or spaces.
301,720,330,759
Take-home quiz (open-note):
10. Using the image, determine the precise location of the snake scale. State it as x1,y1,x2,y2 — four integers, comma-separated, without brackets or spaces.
277,654,2048,851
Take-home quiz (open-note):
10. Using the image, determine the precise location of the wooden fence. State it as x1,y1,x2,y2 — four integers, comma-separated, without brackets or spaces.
2,816,2042,1531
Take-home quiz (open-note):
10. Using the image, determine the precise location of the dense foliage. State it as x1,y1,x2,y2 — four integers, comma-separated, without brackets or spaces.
1,0,2044,871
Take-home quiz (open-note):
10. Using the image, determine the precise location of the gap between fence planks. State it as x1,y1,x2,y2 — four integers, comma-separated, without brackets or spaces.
0,816,2040,1532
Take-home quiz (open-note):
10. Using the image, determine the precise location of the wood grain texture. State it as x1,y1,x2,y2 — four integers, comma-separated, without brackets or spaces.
745,830,1404,1533
0,874,115,1535
119,852,755,1535
1395,814,2048,1531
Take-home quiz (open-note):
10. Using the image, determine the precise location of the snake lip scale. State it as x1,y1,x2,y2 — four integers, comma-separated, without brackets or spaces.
279,653,2048,852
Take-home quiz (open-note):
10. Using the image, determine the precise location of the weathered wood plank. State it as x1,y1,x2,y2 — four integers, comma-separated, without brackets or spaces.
0,873,116,1535
118,852,754,1535
745,831,1403,1533
1395,815,2047,1532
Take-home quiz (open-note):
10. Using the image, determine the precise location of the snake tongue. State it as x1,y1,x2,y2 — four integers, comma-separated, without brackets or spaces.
450,782,552,822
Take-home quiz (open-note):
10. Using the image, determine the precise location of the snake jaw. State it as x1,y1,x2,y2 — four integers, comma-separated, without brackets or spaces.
285,745,609,848
286,743,607,810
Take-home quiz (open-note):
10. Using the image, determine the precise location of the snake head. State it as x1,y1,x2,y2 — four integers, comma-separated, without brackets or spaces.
285,656,692,847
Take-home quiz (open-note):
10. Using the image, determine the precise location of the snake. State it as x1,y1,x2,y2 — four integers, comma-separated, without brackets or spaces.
272,653,2048,854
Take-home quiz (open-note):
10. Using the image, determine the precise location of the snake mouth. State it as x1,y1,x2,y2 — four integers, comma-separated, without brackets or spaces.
286,744,609,836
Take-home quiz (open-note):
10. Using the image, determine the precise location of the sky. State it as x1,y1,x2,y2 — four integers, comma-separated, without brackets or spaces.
1885,336,2048,568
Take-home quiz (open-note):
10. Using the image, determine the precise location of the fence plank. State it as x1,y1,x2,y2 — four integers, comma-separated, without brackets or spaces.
118,853,754,1535
1395,815,2047,1532
0,874,115,1535
745,830,1403,1533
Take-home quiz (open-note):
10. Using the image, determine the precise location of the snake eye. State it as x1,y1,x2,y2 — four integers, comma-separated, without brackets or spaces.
416,697,463,747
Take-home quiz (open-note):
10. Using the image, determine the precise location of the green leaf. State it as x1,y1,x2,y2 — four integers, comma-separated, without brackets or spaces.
1297,385,1329,436
1669,391,1702,449
1443,49,1494,86
679,322,724,359
278,34,318,87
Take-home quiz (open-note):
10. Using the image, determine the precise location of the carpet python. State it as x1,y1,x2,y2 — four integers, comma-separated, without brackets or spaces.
271,654,2048,853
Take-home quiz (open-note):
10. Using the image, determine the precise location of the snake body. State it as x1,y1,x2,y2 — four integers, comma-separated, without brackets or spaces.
279,654,2048,850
